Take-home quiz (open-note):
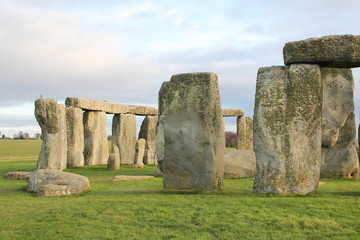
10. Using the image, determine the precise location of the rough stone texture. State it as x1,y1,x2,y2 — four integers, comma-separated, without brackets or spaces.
321,114,359,178
321,67,359,178
112,114,136,164
35,98,67,170
155,81,171,175
154,166,163,177
131,138,146,168
138,116,158,165
163,72,225,191
27,169,90,197
3,171,32,180
83,111,109,165
222,109,245,117
66,107,84,167
107,145,120,171
65,97,157,115
236,116,253,150
112,175,154,181
224,150,256,178
253,64,322,194
283,35,360,68
322,68,355,148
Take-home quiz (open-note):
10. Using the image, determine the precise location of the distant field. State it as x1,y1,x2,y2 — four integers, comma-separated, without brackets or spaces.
0,139,42,157
1,140,360,239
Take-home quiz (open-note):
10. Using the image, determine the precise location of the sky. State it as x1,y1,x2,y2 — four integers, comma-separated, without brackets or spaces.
1,0,360,137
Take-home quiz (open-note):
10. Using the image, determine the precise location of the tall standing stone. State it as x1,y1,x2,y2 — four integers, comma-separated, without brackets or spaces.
236,116,253,151
66,107,84,167
138,115,158,165
34,98,67,170
253,64,322,194
83,111,109,165
163,72,225,191
107,145,120,171
321,67,359,178
112,114,136,164
155,81,171,174
131,138,146,168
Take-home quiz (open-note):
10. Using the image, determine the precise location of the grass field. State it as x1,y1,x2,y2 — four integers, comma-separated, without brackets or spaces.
0,140,360,239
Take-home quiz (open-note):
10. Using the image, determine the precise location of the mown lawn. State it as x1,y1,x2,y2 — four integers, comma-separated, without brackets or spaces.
0,140,359,239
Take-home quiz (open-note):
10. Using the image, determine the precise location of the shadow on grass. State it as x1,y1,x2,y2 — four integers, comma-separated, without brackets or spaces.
329,191,360,197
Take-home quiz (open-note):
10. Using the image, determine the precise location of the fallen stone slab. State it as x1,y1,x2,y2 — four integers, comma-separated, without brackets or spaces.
112,175,154,181
3,171,32,180
224,150,256,178
283,35,360,68
27,169,90,197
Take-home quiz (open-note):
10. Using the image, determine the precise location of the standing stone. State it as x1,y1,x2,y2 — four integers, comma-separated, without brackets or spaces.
131,138,146,168
155,81,171,175
66,107,84,167
322,68,355,148
253,64,322,194
138,115,158,165
112,114,136,164
322,113,359,178
163,72,225,191
107,145,120,171
35,98,67,170
83,111,109,165
236,116,253,151
321,67,359,178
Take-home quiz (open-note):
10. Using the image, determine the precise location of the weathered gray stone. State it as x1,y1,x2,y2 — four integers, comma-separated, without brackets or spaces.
66,107,84,167
65,97,158,115
154,166,163,177
83,111,109,165
107,145,120,171
224,150,256,178
130,138,146,168
155,81,171,175
322,68,354,148
112,175,154,181
126,105,158,116
35,98,67,170
163,72,225,191
321,113,359,178
27,169,90,197
321,68,359,178
283,35,360,68
236,116,253,150
139,116,158,165
253,64,322,194
3,171,32,180
112,114,136,164
222,109,245,117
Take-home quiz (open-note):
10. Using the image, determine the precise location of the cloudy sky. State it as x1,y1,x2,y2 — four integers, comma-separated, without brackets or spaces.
1,0,360,137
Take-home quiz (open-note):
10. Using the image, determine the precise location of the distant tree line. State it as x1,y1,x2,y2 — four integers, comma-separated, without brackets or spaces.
10,131,41,140
225,131,236,148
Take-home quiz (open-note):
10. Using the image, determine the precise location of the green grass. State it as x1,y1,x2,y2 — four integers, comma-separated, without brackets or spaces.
1,140,360,239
